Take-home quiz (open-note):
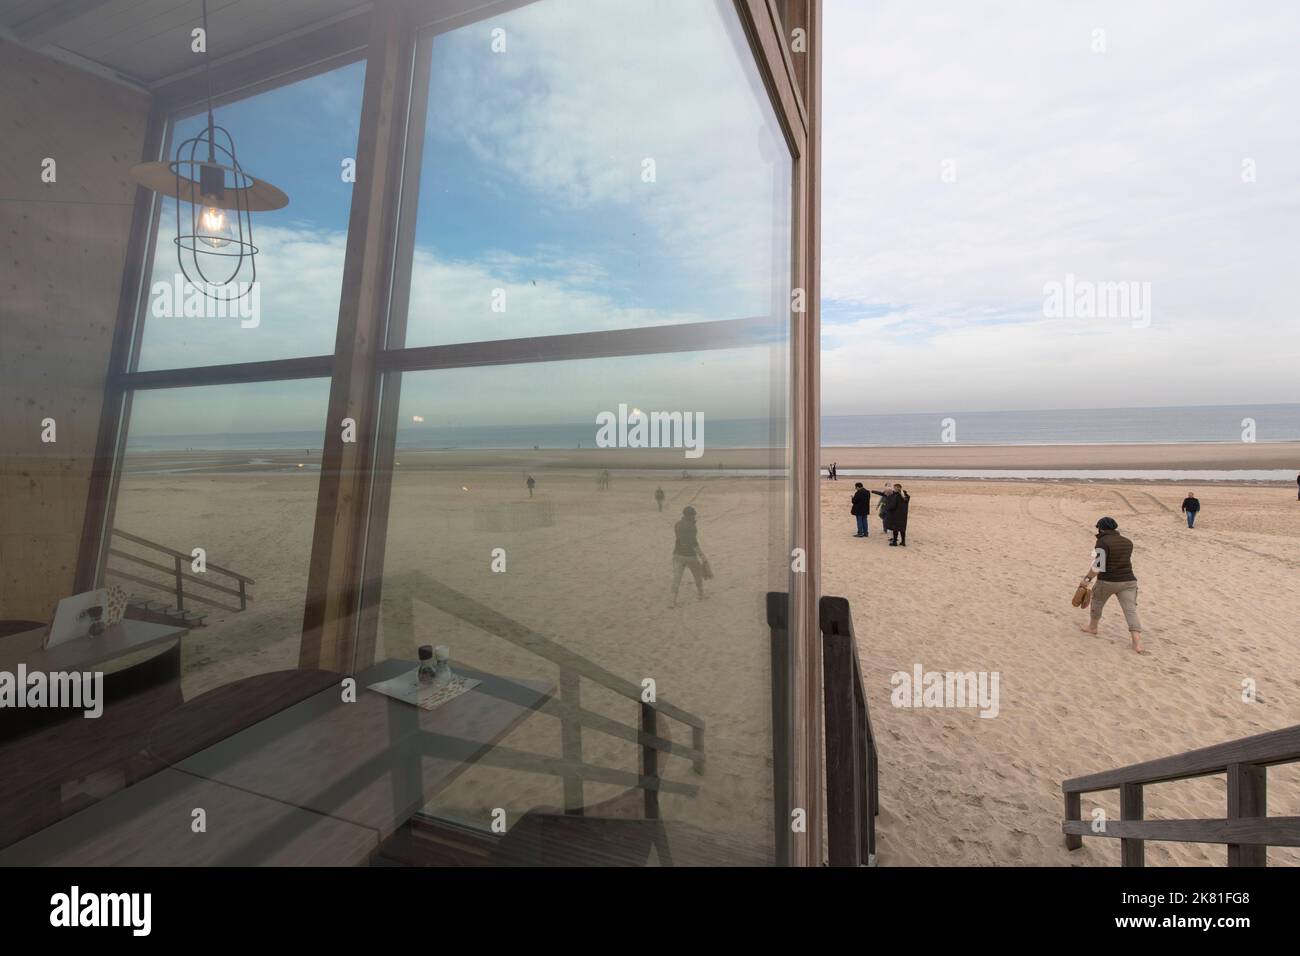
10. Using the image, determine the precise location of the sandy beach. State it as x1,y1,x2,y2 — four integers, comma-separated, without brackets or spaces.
107,442,1300,864
822,477,1300,865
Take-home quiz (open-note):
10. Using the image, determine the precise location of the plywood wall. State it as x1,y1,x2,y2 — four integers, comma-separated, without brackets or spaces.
0,38,150,625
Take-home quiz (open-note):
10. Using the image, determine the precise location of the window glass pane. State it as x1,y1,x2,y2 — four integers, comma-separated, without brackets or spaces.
135,62,366,369
366,342,789,864
112,380,328,698
394,0,791,347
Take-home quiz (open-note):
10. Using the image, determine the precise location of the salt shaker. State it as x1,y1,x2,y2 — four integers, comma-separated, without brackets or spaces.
434,645,452,684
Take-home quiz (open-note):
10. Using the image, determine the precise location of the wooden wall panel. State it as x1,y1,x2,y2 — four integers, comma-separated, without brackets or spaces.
0,37,150,624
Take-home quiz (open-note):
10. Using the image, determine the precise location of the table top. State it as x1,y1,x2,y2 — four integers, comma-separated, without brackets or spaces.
171,659,553,842
0,619,188,673
0,659,552,865
0,769,379,866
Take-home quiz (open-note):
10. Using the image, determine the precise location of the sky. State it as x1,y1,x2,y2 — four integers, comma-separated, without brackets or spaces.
129,0,1299,438
821,0,1300,415
132,0,791,436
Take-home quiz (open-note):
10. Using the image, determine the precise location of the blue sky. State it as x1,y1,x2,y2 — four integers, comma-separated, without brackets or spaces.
133,0,791,436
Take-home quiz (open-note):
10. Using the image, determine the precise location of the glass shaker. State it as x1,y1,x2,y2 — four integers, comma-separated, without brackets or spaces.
433,645,452,684
417,645,436,684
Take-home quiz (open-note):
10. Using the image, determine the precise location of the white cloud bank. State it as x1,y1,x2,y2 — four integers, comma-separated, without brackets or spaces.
822,0,1300,414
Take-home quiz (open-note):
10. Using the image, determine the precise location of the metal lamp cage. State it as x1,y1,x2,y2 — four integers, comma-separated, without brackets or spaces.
171,123,260,300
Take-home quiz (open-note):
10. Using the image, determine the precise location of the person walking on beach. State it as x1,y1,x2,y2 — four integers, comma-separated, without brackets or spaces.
1079,517,1143,654
831,462,838,481
1180,491,1200,528
526,475,536,498
671,506,708,607
1296,472,1299,501
655,486,665,512
850,482,871,537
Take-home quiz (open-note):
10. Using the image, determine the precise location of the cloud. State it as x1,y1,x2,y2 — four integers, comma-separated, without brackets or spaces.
823,0,1300,413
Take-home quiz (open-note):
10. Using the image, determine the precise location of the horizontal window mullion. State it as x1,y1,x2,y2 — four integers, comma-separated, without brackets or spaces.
378,315,784,373
115,354,335,390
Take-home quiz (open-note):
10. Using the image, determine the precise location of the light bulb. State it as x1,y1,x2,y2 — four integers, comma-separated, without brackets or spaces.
197,206,233,248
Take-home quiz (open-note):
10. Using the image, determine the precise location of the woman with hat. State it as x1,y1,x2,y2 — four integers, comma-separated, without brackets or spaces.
1078,517,1143,654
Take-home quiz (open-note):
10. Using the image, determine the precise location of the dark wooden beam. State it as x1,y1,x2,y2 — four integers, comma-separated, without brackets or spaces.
1065,723,1300,793
1119,782,1145,867
1062,815,1300,847
300,0,413,672
1227,763,1268,866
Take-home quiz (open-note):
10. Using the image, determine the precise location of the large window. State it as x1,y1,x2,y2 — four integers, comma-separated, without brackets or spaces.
356,0,795,863
91,0,802,867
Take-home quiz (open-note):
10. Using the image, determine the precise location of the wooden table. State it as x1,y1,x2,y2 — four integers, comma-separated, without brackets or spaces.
0,660,552,865
0,619,188,673
0,769,380,866
169,660,552,842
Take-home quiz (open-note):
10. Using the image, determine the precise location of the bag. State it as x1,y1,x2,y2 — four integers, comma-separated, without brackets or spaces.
700,558,714,581
1071,580,1092,608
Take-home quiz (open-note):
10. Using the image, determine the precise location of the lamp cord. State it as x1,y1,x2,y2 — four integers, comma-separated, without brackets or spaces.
203,0,215,163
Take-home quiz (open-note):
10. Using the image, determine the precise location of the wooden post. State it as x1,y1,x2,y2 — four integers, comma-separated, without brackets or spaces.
1226,763,1267,866
300,0,413,673
238,579,247,611
559,671,583,814
1064,790,1083,850
1119,782,1144,866
854,681,872,862
768,591,791,865
823,622,861,866
173,555,184,612
640,701,660,820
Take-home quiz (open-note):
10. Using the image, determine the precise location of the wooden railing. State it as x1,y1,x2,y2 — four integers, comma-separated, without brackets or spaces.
105,528,255,618
1063,723,1300,865
391,572,705,817
820,595,878,866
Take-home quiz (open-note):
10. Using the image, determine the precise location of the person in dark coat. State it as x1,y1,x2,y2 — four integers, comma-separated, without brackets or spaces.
1180,491,1200,528
655,487,665,512
875,482,910,546
850,483,871,537
526,475,536,498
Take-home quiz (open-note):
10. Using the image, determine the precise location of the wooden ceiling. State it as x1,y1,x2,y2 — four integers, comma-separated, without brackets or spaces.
0,0,371,87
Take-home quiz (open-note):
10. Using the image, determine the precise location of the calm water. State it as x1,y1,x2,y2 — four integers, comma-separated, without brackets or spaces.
125,403,1300,452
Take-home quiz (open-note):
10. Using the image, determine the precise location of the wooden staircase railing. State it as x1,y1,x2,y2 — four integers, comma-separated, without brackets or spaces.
1063,723,1300,865
820,595,879,867
390,572,705,818
105,528,255,622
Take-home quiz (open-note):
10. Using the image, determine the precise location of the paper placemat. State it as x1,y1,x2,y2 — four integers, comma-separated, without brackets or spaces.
368,668,481,711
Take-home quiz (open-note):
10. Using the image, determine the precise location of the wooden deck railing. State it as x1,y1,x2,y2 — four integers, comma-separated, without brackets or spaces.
1063,723,1300,865
391,572,705,817
820,595,879,866
105,528,255,618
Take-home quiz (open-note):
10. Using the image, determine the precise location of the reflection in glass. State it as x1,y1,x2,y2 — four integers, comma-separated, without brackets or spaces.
135,61,365,370
366,343,789,863
112,380,329,697
396,0,792,346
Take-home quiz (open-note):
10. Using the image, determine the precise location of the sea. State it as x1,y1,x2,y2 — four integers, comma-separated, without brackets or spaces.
126,403,1300,452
